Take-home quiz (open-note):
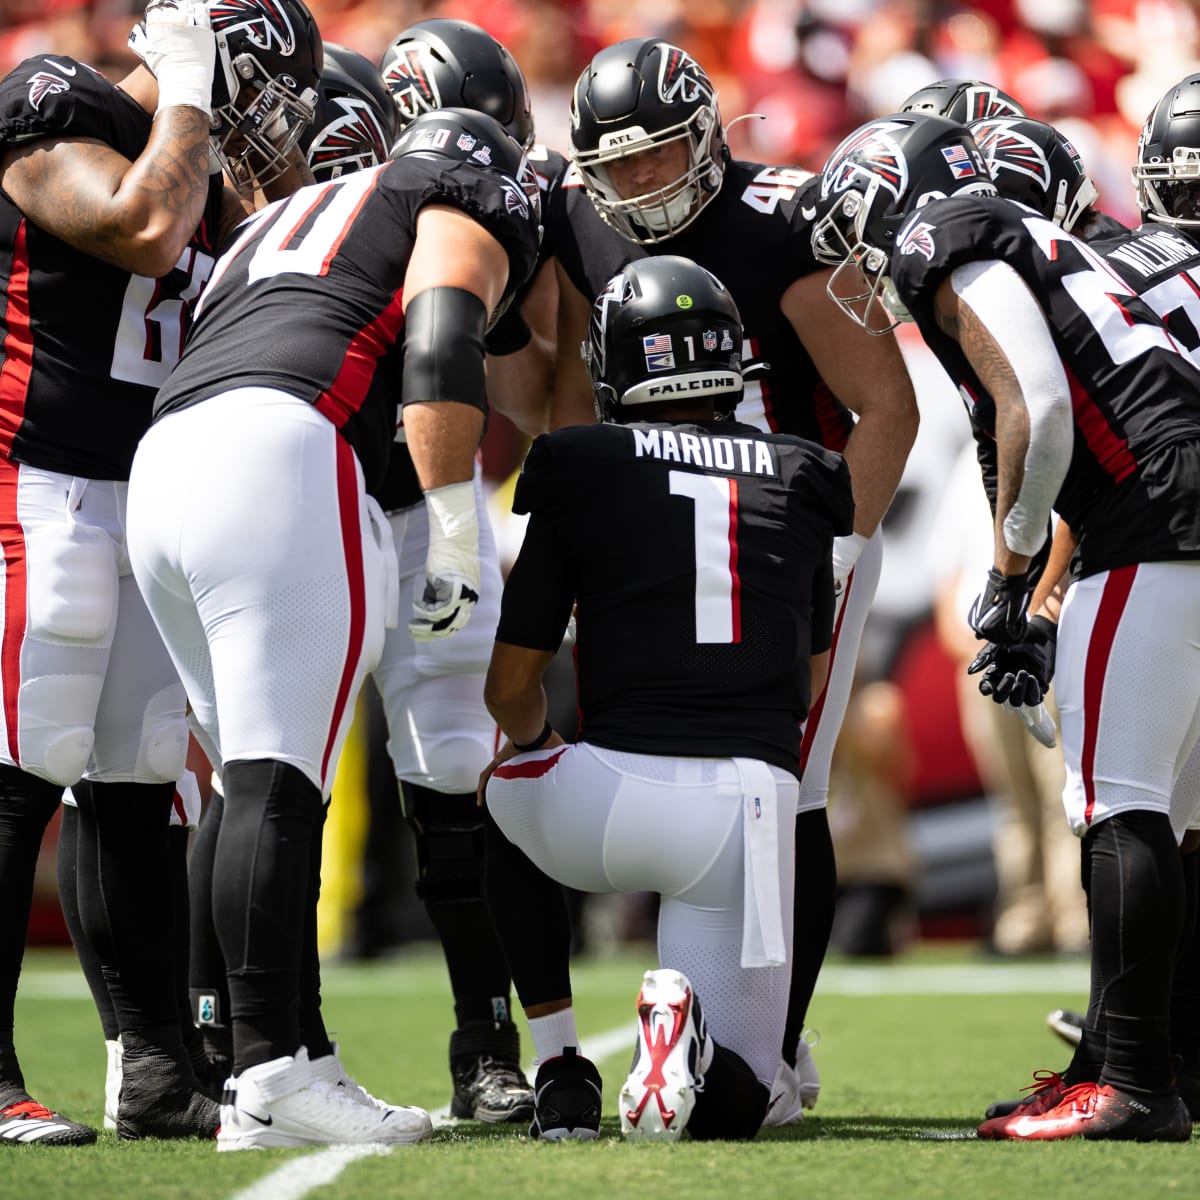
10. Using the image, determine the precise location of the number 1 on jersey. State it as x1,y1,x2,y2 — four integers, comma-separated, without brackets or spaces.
670,470,742,644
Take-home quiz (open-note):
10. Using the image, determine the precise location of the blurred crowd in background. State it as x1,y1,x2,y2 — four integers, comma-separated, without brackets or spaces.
10,0,1196,963
6,0,1199,225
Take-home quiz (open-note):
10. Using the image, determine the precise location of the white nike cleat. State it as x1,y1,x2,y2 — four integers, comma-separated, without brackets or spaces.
620,968,713,1143
763,1030,820,1128
216,1046,432,1150
103,1037,123,1131
309,1046,414,1115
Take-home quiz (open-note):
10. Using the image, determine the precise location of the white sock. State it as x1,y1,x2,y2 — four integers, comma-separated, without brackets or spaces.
527,1008,579,1064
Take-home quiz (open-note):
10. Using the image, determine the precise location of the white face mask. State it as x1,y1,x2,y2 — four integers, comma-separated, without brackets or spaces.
636,182,700,233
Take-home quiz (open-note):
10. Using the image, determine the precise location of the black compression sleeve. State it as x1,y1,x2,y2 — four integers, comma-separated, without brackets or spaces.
402,286,489,413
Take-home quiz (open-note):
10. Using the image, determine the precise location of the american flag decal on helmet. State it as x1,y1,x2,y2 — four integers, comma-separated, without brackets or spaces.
209,0,296,55
383,46,440,122
27,71,70,111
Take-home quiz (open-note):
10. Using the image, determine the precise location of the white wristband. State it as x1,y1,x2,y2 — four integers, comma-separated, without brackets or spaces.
831,531,869,589
425,480,480,587
144,3,215,118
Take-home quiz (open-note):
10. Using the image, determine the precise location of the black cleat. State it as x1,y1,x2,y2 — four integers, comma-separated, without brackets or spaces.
1080,1085,1193,1142
449,1020,534,1124
0,1098,97,1146
116,1033,220,1141
529,1048,602,1141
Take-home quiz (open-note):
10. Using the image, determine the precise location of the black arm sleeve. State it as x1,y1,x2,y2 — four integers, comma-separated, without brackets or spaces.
401,286,489,412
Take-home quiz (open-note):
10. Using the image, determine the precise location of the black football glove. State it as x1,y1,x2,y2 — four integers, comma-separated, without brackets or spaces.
968,566,1031,646
967,615,1058,707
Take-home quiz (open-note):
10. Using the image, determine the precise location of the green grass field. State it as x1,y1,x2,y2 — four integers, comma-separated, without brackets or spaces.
5,945,1195,1199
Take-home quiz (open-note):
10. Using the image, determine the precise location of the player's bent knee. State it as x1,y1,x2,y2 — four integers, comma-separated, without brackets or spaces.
36,727,95,787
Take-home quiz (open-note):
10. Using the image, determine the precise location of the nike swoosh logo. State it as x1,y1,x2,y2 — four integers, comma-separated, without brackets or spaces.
44,58,76,76
244,1110,273,1126
1008,1112,1087,1138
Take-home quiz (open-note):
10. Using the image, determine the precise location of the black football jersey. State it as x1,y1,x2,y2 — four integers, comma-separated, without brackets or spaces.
0,56,225,479
544,158,857,450
892,196,1200,576
156,156,541,493
497,419,855,777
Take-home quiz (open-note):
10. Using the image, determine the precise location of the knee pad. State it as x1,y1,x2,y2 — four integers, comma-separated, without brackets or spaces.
134,683,189,784
401,784,486,907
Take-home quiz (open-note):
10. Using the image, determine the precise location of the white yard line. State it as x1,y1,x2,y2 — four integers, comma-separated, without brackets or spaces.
228,1144,394,1200
226,1023,638,1200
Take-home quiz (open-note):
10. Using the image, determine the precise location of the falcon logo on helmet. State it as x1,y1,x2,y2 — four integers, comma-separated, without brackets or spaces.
964,84,1023,122
27,72,70,110
657,47,707,106
972,120,1051,189
585,272,634,381
209,0,296,54
382,46,440,122
305,96,390,177
823,122,909,199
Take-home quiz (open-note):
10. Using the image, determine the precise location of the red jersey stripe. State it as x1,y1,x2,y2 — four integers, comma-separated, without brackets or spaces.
0,458,27,764
728,477,741,643
313,290,406,428
320,434,367,783
494,746,569,780
0,220,33,460
1080,565,1138,827
1066,366,1137,484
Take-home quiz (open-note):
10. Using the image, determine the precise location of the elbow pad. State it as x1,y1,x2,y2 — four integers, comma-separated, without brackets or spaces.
402,287,489,414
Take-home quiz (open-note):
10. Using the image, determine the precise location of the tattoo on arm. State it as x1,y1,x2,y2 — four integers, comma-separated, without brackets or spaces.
6,107,211,271
936,281,1031,565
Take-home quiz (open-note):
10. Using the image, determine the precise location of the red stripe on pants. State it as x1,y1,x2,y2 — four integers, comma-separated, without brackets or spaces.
1081,565,1138,827
320,435,367,783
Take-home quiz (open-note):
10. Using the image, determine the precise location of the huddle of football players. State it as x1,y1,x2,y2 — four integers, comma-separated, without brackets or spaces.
0,0,1195,1152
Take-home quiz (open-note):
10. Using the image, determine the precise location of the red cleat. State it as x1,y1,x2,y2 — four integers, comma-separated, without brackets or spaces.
977,1070,1070,1139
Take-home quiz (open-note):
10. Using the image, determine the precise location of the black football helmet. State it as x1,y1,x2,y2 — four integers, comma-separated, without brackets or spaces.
301,43,399,182
130,0,324,195
570,38,725,245
811,113,996,333
1134,74,1200,229
899,78,1025,123
582,255,743,422
969,116,1098,232
379,19,533,149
